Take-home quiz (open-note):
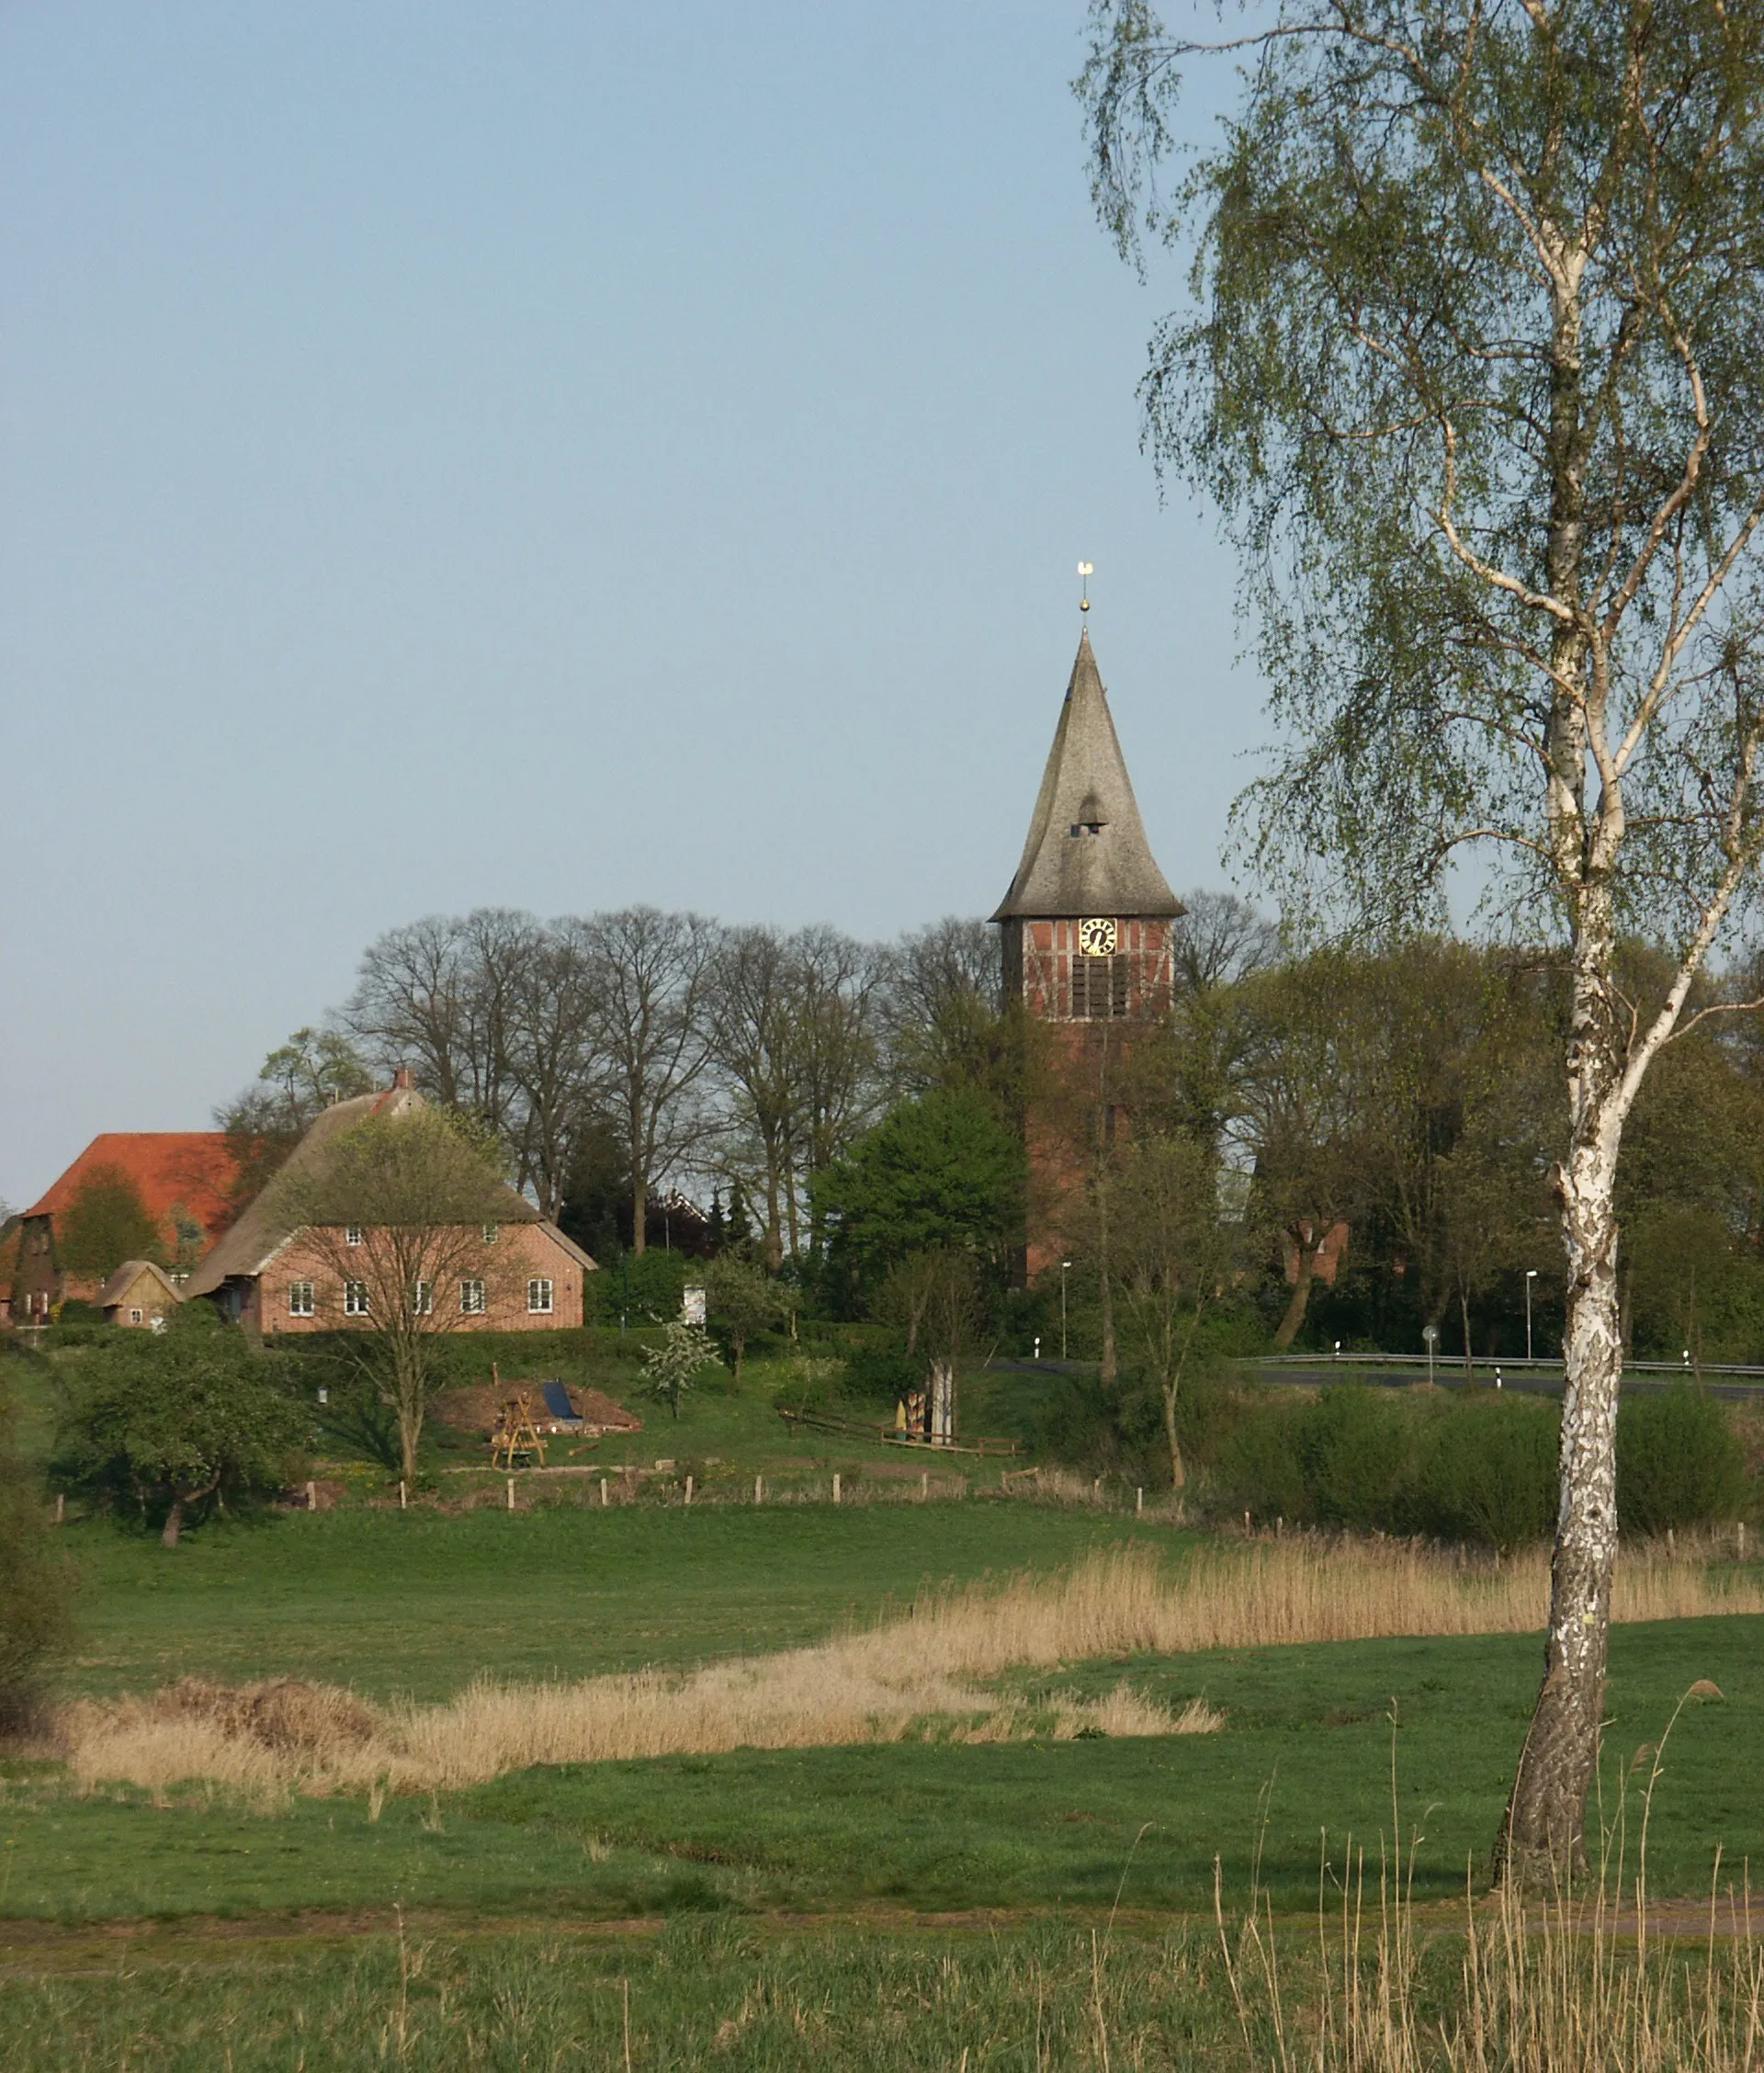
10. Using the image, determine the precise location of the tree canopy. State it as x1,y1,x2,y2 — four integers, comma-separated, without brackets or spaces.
56,1307,303,1546
813,1087,1024,1286
58,1165,163,1280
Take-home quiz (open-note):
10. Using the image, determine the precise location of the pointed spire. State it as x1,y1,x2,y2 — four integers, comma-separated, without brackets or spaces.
990,629,1182,922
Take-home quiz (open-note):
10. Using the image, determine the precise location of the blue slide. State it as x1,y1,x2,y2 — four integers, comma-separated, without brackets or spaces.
539,1379,576,1422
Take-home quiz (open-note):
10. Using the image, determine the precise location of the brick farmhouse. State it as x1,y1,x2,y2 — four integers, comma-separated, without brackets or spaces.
184,1074,594,1332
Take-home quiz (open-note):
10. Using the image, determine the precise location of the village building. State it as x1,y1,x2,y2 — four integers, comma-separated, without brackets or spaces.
991,624,1184,1275
184,1071,594,1332
0,1132,239,1325
97,1259,184,1329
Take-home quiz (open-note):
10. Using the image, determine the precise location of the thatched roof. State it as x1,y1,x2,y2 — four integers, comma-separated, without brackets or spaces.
990,628,1182,923
96,1260,182,1309
184,1084,590,1295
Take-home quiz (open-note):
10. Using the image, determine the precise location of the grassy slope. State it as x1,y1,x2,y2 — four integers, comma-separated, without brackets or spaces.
62,1505,1193,1700
6,1616,1755,1921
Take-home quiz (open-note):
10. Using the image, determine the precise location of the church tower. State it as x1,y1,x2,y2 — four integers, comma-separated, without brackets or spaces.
991,625,1183,1280
990,626,1182,1022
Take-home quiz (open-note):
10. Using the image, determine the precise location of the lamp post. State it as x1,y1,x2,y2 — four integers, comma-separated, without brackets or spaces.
1422,1323,1439,1388
1060,1261,1073,1359
1524,1269,1538,1363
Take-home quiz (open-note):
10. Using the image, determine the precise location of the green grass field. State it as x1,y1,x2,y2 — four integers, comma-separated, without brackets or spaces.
6,1343,1761,2064
4,1613,1754,1925
60,1501,1189,1699
0,1917,1254,2071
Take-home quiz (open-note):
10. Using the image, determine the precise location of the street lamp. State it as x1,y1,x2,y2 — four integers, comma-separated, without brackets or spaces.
1422,1323,1439,1388
1060,1261,1072,1360
1525,1269,1538,1363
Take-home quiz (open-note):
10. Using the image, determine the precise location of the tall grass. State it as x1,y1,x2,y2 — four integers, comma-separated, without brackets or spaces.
63,1535,1763,1798
1214,1685,1763,2073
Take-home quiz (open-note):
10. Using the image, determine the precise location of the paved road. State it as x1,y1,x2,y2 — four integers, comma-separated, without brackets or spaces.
987,1355,1764,1399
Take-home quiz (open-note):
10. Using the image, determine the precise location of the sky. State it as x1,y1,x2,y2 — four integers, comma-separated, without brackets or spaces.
0,1,1269,1209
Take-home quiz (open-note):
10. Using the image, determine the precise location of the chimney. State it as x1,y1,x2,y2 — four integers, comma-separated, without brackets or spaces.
392,1065,414,1091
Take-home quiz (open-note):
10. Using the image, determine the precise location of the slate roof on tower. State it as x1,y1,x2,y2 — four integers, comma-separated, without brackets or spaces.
990,629,1182,922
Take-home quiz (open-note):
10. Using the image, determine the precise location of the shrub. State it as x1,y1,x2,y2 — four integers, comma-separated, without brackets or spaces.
1418,1392,1559,1549
0,1377,77,1734
1295,1387,1413,1533
842,1342,919,1407
1214,1396,1308,1523
1618,1385,1747,1534
1028,1369,1173,1487
582,1248,690,1325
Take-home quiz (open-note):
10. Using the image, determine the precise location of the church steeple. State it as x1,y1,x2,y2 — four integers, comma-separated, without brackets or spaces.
990,628,1182,923
991,628,1182,1025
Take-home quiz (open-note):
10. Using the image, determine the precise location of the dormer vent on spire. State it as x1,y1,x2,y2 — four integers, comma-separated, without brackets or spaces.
991,629,1180,925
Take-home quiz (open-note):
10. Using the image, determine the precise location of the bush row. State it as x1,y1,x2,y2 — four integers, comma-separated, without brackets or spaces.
1213,1383,1747,1546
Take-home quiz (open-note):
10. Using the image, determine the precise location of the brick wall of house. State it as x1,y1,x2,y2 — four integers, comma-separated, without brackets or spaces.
249,1219,585,1334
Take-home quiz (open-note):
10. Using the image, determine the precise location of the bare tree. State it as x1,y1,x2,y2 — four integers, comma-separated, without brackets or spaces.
1170,890,1279,995
880,917,1016,1103
1105,1132,1244,1491
707,925,803,1271
502,922,603,1219
788,926,888,1253
579,908,719,1257
345,909,539,1144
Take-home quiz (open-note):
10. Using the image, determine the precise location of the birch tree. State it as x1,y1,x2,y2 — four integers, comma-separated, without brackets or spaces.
1085,0,1764,1879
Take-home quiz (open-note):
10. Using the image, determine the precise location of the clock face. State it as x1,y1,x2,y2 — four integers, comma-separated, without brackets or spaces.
1077,916,1118,957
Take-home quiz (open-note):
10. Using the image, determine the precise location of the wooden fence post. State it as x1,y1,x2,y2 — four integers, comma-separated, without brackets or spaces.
600,1477,608,1508
832,1473,841,1505
399,1479,407,1511
753,1474,763,1506
506,1477,515,1512
684,1475,695,1506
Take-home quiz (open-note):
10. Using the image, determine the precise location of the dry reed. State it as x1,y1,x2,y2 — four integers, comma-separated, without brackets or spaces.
63,1535,1763,1800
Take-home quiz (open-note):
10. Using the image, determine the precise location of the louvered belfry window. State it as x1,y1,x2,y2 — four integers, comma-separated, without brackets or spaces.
1076,954,1130,1019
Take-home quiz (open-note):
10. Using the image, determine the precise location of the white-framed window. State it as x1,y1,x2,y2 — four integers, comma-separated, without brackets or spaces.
412,1280,433,1315
344,1280,370,1316
459,1278,485,1315
526,1277,553,1314
481,1222,499,1244
129,1308,143,1325
288,1281,315,1318
345,1224,363,1247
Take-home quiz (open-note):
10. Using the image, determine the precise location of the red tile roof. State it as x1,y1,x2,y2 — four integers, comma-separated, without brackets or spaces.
26,1134,240,1244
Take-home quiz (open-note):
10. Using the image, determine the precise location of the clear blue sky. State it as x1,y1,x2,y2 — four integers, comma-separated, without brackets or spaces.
1,1,1265,1208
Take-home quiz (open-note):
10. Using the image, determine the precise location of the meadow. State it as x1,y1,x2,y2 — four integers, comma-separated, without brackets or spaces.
7,1347,1764,2067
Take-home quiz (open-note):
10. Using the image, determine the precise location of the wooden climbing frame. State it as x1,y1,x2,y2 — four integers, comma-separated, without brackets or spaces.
490,1390,548,1470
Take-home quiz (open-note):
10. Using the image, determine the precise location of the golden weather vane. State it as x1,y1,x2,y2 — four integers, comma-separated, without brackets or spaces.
1078,561,1093,613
